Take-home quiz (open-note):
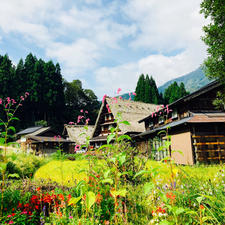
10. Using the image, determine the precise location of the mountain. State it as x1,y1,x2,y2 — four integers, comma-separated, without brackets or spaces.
158,67,211,94
118,67,211,100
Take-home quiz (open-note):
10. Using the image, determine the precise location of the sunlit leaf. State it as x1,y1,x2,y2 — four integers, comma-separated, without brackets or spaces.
86,191,96,210
101,178,113,185
107,133,115,144
119,120,130,125
110,189,127,198
68,196,82,206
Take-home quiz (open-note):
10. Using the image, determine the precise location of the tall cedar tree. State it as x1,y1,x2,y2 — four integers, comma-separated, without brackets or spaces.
200,0,225,83
134,74,145,101
0,53,99,131
135,74,159,103
149,76,159,104
144,75,151,103
164,82,189,104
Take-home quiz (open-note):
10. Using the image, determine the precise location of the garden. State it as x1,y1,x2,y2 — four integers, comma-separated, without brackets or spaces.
0,95,225,225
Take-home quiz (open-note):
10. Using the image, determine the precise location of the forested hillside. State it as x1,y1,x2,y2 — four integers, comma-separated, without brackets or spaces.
158,67,210,93
0,53,99,131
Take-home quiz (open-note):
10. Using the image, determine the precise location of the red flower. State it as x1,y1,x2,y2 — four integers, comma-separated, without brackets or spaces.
36,187,41,192
200,205,204,210
166,192,176,201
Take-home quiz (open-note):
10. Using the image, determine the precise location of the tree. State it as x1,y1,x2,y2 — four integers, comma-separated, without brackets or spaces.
64,79,99,125
134,74,145,102
200,0,225,83
164,82,189,104
144,75,151,103
135,74,159,103
149,76,159,104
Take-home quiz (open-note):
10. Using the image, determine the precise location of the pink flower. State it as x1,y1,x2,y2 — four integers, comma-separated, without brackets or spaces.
117,88,122,94
151,112,154,118
11,99,16,105
54,136,57,141
8,221,14,224
7,215,12,218
58,135,61,139
132,92,136,96
102,94,107,104
119,96,122,100
80,109,83,113
25,92,29,97
128,97,131,101
5,104,8,108
156,106,160,112
20,96,24,101
6,97,10,103
0,98,2,104
85,110,88,114
68,122,74,125
161,105,164,108
85,118,90,124
129,92,131,96
112,97,118,104
69,216,73,219
21,211,27,214
74,145,80,152
106,104,111,113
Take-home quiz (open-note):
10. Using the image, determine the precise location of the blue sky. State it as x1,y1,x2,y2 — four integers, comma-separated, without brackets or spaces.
0,0,207,99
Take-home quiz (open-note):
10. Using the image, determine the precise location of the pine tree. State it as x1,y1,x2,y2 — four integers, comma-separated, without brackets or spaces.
134,74,145,102
164,82,189,104
144,75,151,103
149,76,159,104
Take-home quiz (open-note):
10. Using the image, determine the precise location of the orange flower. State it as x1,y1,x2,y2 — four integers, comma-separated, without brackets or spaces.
166,192,176,201
200,204,204,210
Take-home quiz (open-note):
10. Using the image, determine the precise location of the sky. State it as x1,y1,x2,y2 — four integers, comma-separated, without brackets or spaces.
0,0,208,99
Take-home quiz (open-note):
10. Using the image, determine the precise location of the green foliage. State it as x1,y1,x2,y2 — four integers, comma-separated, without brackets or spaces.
200,0,225,83
164,81,189,104
64,79,100,125
158,67,210,94
135,74,160,103
0,53,99,131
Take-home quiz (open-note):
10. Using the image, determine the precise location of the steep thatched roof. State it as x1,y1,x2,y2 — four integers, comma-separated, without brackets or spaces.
64,125,94,145
92,97,158,137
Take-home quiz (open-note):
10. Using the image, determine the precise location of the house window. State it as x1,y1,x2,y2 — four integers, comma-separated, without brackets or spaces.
159,116,164,124
172,109,178,119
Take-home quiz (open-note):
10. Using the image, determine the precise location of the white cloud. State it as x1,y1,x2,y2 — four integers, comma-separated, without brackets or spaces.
123,0,206,52
94,41,206,98
46,39,99,77
0,0,208,99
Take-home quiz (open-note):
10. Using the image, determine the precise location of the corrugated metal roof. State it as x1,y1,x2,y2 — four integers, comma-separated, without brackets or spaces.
188,113,225,123
27,135,72,143
16,126,43,135
30,127,51,136
136,117,192,137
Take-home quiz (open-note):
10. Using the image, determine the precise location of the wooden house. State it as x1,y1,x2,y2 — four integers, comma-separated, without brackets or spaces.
63,125,94,153
16,126,73,155
136,81,225,164
90,97,158,147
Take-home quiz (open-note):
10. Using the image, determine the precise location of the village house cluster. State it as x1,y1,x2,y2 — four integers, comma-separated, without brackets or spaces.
17,81,225,165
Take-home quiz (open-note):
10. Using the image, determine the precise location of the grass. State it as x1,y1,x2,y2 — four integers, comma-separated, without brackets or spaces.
34,159,105,186
34,158,223,186
145,160,222,180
